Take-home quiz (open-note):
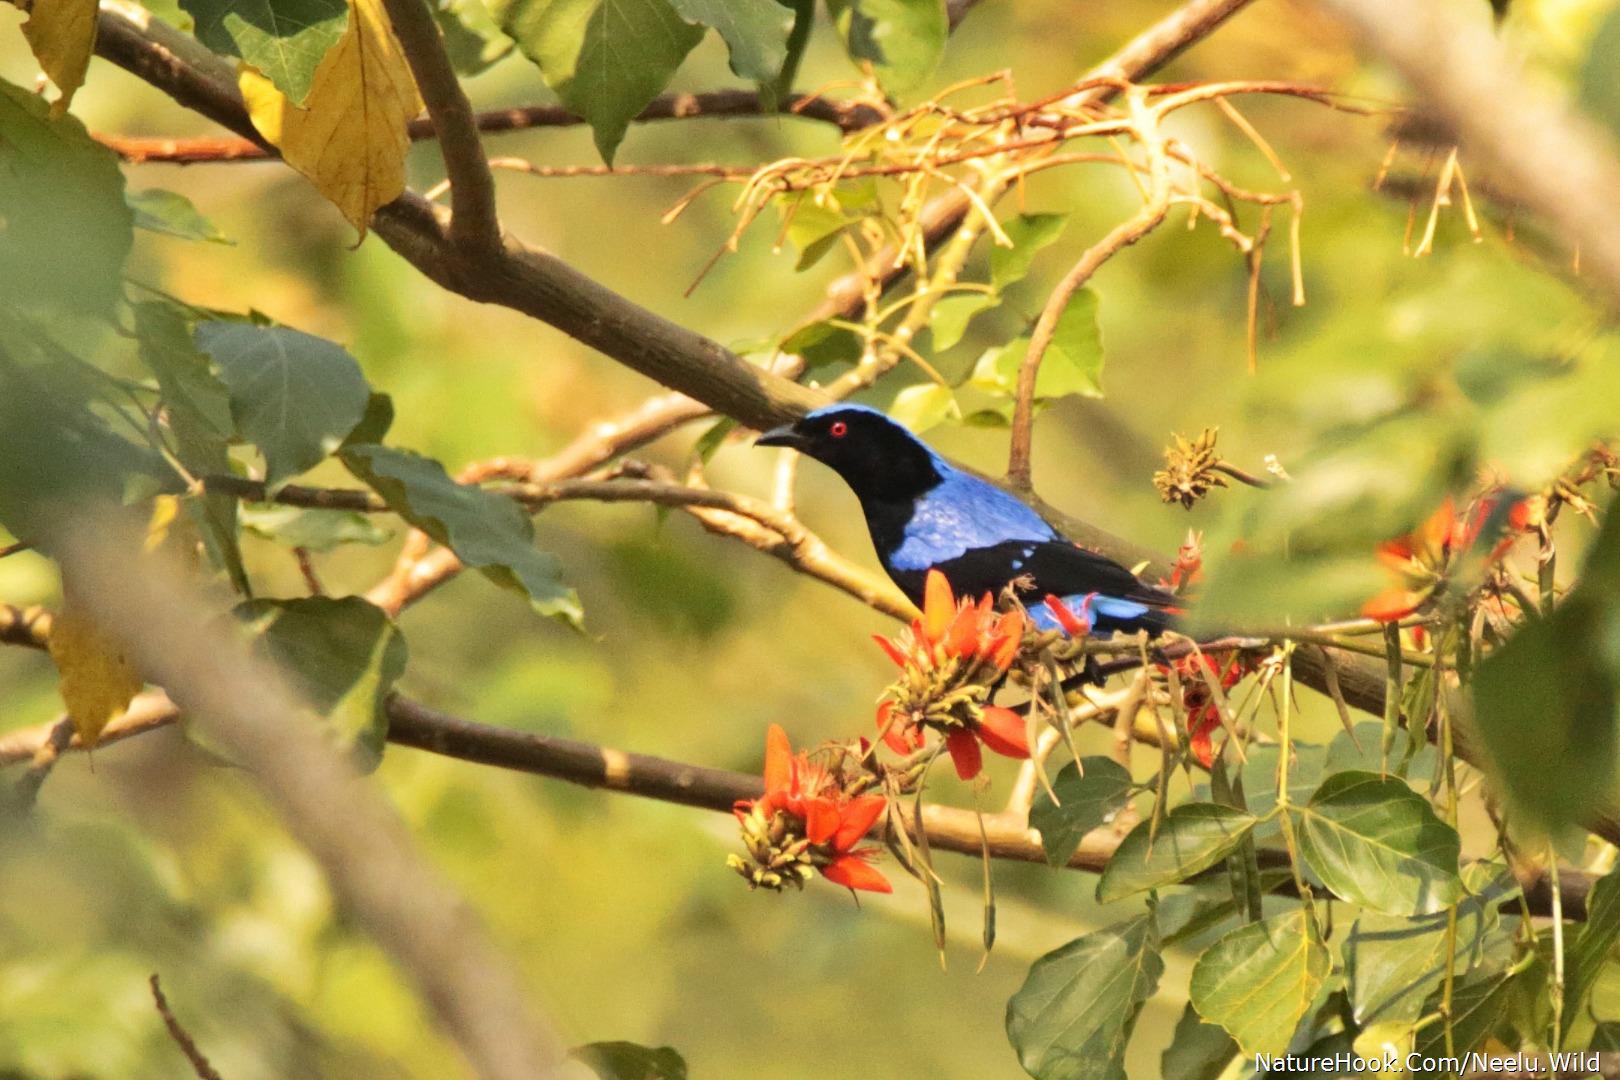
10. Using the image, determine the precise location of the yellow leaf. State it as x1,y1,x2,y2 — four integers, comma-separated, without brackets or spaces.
48,595,143,747
240,0,423,233
19,0,99,115
145,494,181,553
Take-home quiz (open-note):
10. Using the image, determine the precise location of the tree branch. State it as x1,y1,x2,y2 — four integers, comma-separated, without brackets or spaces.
50,513,564,1080
0,686,1596,919
380,0,499,250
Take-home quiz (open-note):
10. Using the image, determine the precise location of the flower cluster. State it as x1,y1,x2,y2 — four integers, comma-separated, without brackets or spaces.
728,725,891,894
1361,494,1531,622
1166,651,1250,767
873,570,1030,780
1153,428,1227,509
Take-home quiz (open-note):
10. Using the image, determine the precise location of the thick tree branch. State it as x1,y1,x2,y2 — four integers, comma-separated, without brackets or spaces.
1315,0,1620,311
50,515,564,1080
0,687,1596,919
380,0,499,250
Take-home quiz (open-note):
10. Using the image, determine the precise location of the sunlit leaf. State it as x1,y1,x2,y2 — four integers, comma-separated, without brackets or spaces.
434,0,513,75
667,0,792,83
1345,878,1508,1026
1029,757,1133,867
1294,771,1464,915
1190,908,1330,1057
127,189,233,244
48,595,144,747
1564,867,1620,1034
342,444,582,625
1096,803,1257,902
182,0,348,103
826,0,945,99
990,213,1069,292
240,0,423,231
1005,915,1162,1080
19,0,98,113
888,382,958,433
930,293,996,351
0,79,133,318
970,290,1104,402
501,0,702,163
196,321,373,488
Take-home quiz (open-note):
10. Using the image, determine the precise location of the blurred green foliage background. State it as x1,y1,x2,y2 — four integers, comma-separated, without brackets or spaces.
3,0,1619,1075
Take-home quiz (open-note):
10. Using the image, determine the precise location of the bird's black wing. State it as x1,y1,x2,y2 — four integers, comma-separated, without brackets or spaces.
892,538,1180,611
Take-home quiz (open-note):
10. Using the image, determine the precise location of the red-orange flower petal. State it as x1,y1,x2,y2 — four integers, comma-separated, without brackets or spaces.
821,853,893,893
872,633,909,668
944,603,982,658
977,706,1031,759
763,724,792,795
945,729,983,780
832,795,887,852
1043,594,1092,637
1361,586,1424,622
804,797,840,845
922,569,955,645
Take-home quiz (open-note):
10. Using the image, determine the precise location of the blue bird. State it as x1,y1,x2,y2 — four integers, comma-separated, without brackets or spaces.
756,404,1181,637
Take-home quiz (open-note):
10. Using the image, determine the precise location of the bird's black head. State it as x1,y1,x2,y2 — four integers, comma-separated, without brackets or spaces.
756,405,942,501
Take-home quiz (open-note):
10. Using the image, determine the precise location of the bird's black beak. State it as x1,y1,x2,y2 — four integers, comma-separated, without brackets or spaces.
755,423,803,449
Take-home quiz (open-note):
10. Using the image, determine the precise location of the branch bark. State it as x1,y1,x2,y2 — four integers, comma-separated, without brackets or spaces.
49,513,565,1080
380,0,499,250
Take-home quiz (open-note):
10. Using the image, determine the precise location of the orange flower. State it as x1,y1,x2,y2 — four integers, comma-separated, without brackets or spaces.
730,725,891,894
1166,652,1250,767
873,570,1031,780
1159,531,1204,594
1361,494,1530,622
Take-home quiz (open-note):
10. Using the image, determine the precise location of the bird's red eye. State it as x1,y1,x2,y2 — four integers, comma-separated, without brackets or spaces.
830,421,848,438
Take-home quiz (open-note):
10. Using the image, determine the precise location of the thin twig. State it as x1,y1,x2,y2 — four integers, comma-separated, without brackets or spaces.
150,975,223,1080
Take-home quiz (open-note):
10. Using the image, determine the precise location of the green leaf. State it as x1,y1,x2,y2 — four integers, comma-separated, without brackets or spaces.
1345,879,1509,1026
1473,503,1620,830
888,382,958,433
1096,803,1258,903
1293,770,1463,915
1190,908,1330,1057
990,213,1069,291
1565,867,1620,1033
970,290,1104,402
241,505,393,551
570,1042,686,1080
1239,741,1326,820
1580,6,1620,141
434,0,513,75
0,78,134,318
342,391,396,449
780,319,862,370
827,0,945,99
341,444,582,624
501,0,703,163
1408,972,1515,1076
236,596,407,768
667,0,791,83
180,0,348,103
134,301,249,593
930,293,995,351
1160,1001,1237,1080
127,189,233,244
1029,757,1133,868
1325,721,1437,785
196,321,373,489
1005,915,1162,1080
